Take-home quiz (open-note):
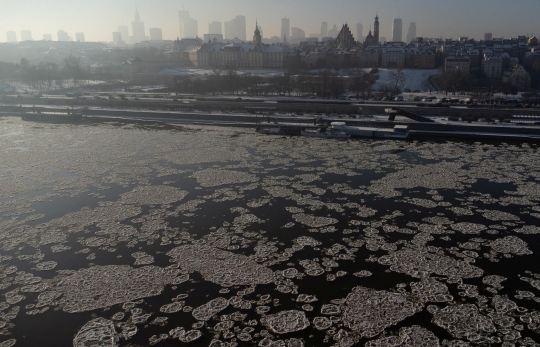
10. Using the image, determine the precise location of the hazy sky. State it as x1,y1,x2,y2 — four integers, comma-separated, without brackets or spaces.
1,0,538,42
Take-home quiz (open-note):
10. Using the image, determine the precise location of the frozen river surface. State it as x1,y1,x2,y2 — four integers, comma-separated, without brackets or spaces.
0,118,540,346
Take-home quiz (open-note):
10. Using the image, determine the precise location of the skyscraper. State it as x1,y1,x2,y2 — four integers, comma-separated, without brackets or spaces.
291,27,306,42
179,10,198,39
149,28,163,41
58,30,69,42
392,18,403,42
356,23,363,41
224,15,246,41
6,31,17,43
118,25,129,44
484,32,493,41
132,9,146,43
321,22,328,37
406,22,416,43
281,17,290,42
209,21,222,35
328,25,338,38
75,32,85,42
20,30,32,41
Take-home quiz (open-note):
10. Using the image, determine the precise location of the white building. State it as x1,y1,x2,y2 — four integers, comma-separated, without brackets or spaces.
281,18,290,42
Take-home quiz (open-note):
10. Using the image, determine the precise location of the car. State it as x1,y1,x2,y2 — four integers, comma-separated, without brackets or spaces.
404,89,411,92
413,90,421,93
133,97,139,100
416,103,428,107
108,96,116,100
120,96,128,100
93,96,101,100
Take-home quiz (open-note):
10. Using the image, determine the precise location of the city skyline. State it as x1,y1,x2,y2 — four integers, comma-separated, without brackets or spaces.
1,0,538,43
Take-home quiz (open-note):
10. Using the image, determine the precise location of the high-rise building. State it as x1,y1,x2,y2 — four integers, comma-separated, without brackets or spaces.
43,34,52,41
112,32,123,43
179,10,198,39
328,25,339,38
291,27,306,42
209,21,222,35
356,23,363,41
281,17,290,42
20,30,32,41
6,31,17,43
406,22,416,43
321,22,328,37
75,32,85,42
484,32,493,41
224,15,246,41
392,18,403,42
118,25,129,43
149,28,163,41
58,30,70,42
132,9,146,43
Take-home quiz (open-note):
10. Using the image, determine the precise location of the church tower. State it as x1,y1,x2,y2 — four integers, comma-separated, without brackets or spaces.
374,14,380,44
253,21,262,44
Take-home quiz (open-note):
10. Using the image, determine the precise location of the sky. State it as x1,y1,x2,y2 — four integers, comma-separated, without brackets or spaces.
0,0,538,42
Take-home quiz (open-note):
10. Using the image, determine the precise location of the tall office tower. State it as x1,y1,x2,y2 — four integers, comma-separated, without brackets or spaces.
132,9,146,43
392,17,403,42
43,34,52,41
179,10,198,38
6,31,17,43
373,15,380,43
209,21,222,35
321,22,328,37
406,22,416,43
356,23,363,41
484,32,493,41
224,15,246,41
328,25,338,38
281,17,290,42
149,28,163,41
291,27,306,41
20,30,32,41
118,25,129,43
75,32,85,42
112,32,123,43
58,30,70,42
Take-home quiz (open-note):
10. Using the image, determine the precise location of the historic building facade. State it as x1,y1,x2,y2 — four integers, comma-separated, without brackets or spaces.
189,24,287,68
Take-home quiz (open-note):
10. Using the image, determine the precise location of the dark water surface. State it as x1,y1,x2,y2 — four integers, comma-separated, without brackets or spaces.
1,118,540,347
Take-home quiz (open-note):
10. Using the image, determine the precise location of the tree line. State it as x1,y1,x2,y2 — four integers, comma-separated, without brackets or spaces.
0,56,88,91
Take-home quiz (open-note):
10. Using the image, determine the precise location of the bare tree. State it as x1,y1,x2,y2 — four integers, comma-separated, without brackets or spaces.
63,55,83,88
387,68,406,97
